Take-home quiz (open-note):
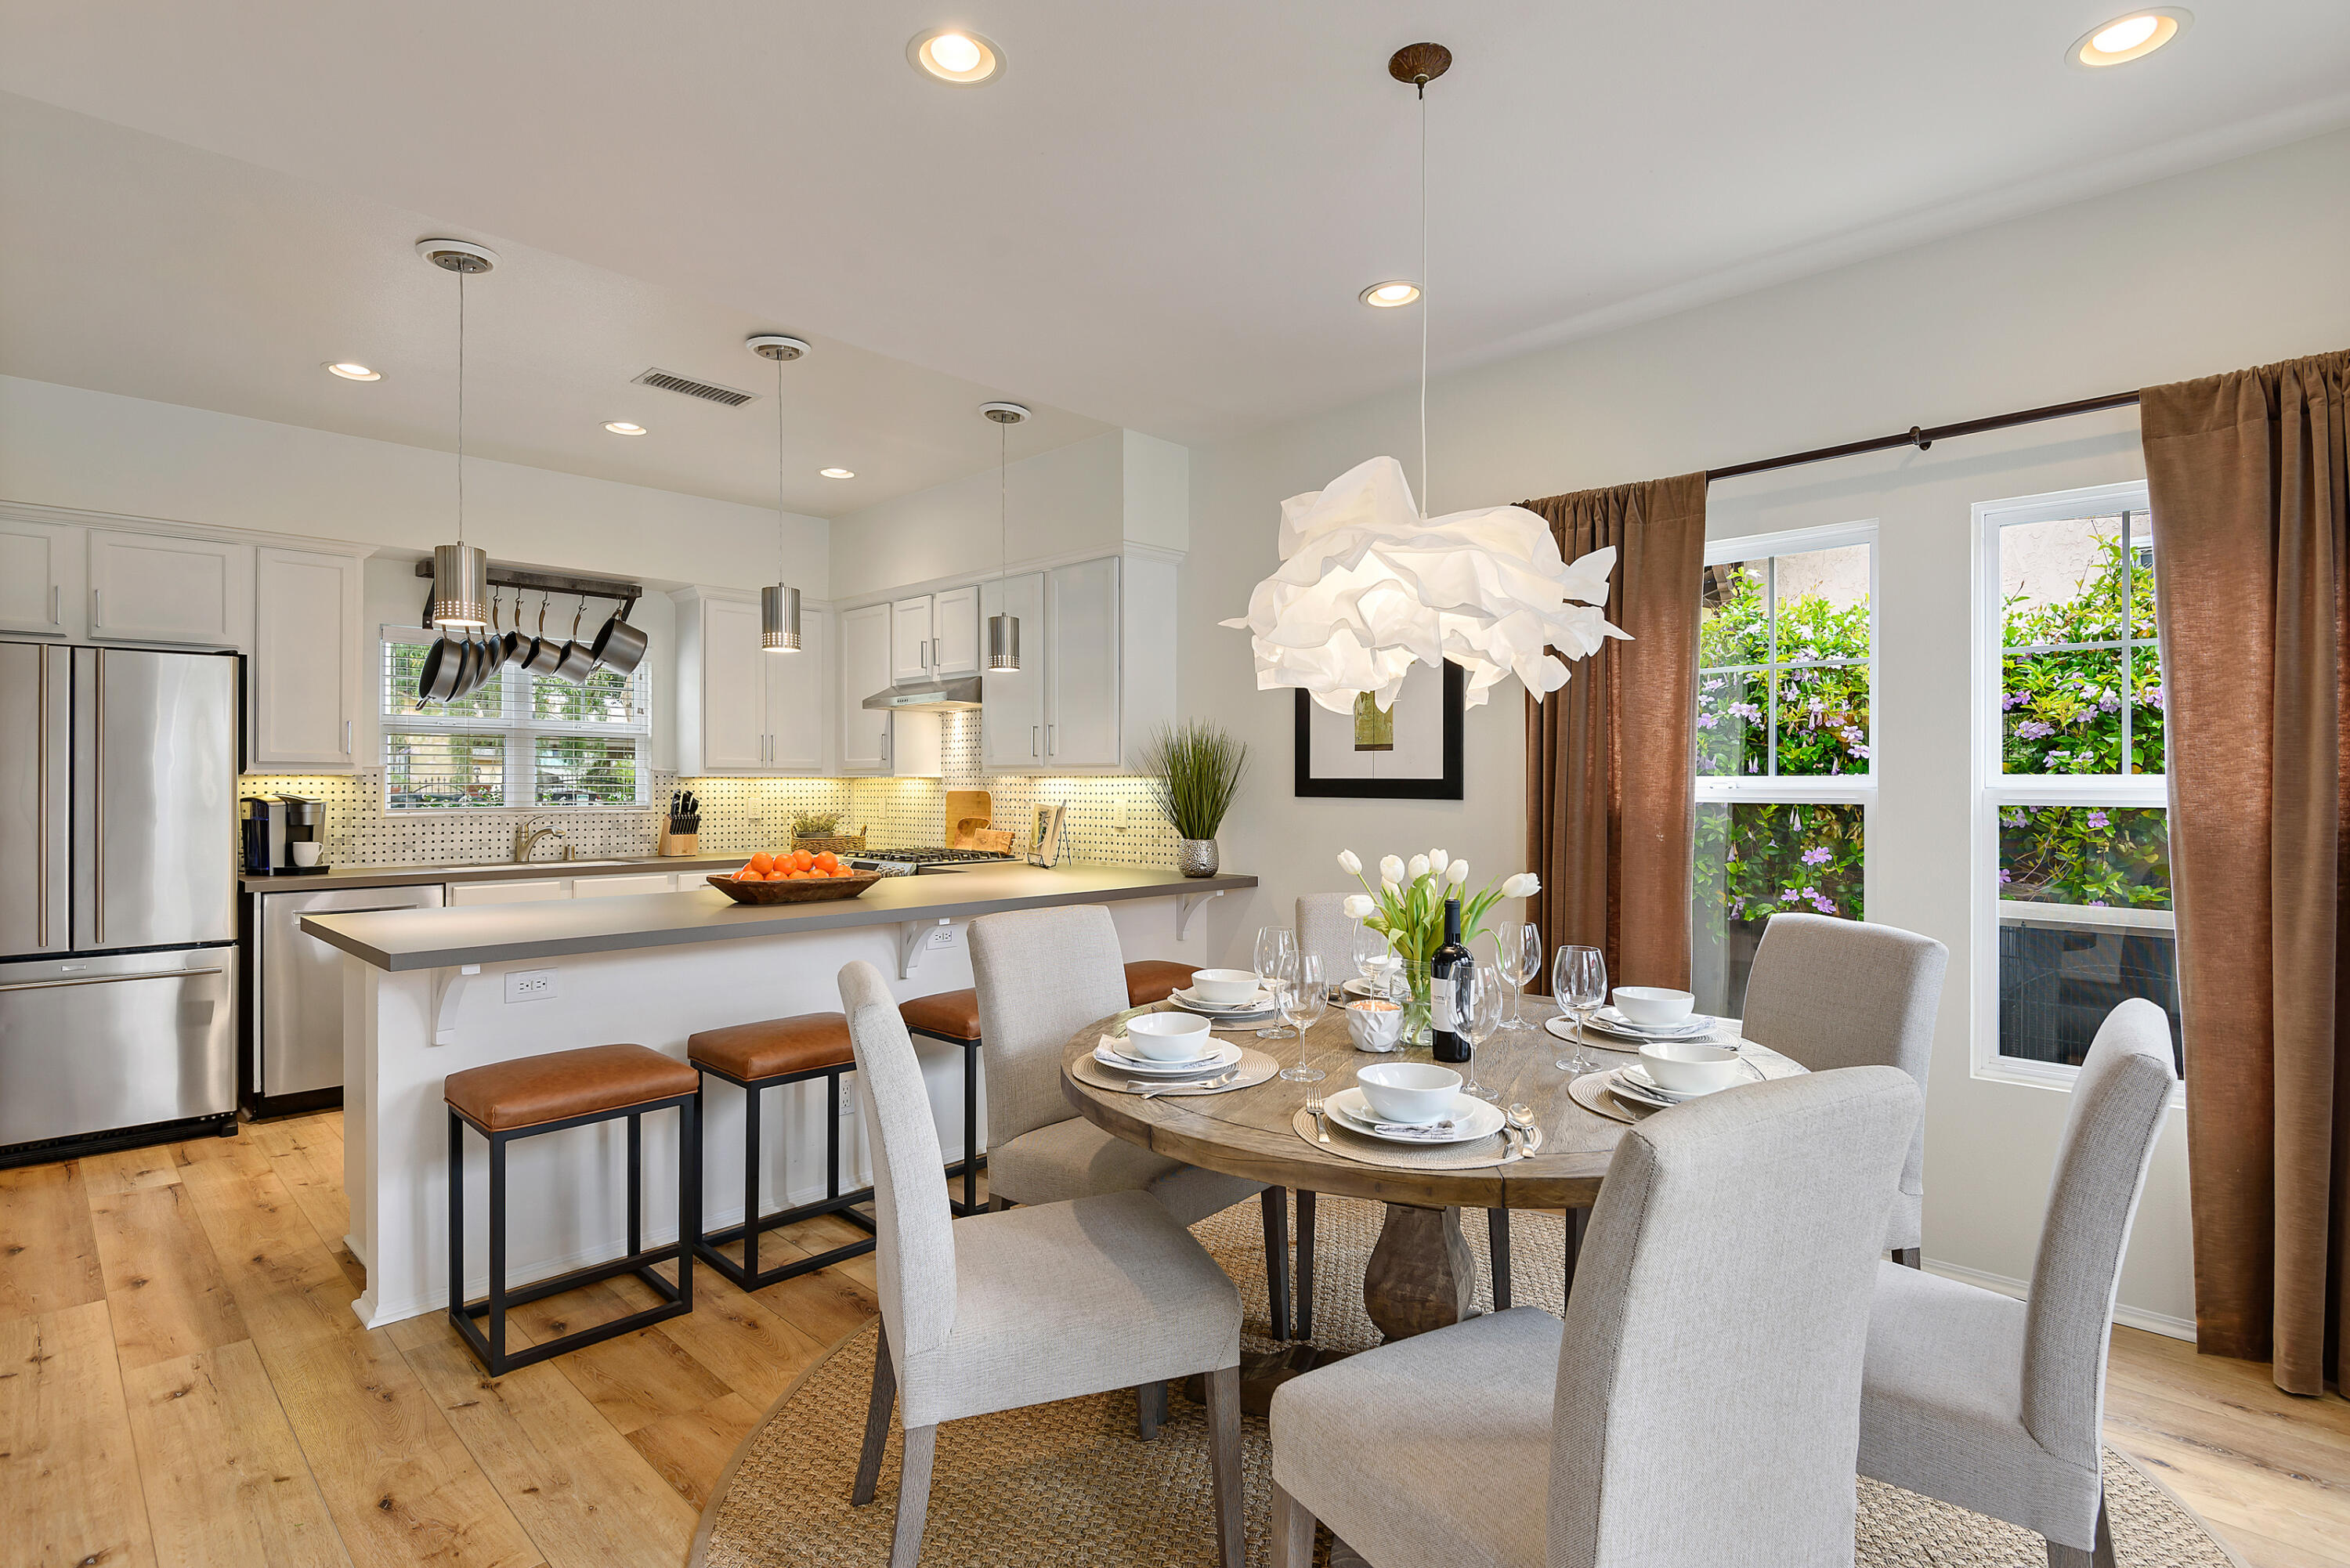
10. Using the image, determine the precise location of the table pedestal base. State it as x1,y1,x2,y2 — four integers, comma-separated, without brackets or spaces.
1363,1202,1477,1341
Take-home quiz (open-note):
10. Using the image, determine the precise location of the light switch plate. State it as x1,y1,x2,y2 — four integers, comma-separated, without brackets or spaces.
504,968,559,1003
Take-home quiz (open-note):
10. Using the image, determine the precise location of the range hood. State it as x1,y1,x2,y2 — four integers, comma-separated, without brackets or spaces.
862,677,983,712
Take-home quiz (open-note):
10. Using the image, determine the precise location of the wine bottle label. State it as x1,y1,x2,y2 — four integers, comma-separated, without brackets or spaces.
1430,976,1455,1031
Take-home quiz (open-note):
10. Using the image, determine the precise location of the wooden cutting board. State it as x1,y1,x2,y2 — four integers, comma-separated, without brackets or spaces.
946,789,993,847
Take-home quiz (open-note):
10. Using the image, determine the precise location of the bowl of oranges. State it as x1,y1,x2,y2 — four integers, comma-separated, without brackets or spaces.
706,848,882,905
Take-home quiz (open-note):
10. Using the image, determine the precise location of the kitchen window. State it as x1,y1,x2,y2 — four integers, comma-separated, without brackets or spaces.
1691,522,1876,1019
1972,482,2183,1088
380,627,650,810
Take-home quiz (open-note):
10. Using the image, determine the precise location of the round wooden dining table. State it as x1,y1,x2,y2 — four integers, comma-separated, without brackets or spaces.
1061,995,1801,1344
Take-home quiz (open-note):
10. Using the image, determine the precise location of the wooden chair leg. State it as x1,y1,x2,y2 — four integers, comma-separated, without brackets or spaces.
1205,1366,1243,1568
1135,1378,1169,1440
890,1424,937,1568
1488,1208,1512,1310
1294,1190,1316,1339
2045,1493,2115,1568
1271,1478,1318,1568
1561,1206,1585,1302
1261,1187,1292,1341
852,1323,896,1506
1893,1246,1922,1269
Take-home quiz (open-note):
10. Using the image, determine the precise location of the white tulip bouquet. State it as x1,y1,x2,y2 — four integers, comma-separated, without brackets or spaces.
1336,847,1538,1039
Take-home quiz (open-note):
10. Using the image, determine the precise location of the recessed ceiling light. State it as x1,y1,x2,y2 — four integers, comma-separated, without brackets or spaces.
604,421,649,435
324,361,381,380
2070,9,2189,67
908,27,1003,85
819,467,856,479
1359,280,1421,308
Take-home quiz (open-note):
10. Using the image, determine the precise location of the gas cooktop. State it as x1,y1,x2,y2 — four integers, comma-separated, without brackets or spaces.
848,847,1021,876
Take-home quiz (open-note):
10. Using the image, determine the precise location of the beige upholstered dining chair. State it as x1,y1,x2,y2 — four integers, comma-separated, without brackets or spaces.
969,905,1293,1359
1740,911,1948,1266
1268,1065,1922,1568
839,959,1246,1568
1859,999,2176,1568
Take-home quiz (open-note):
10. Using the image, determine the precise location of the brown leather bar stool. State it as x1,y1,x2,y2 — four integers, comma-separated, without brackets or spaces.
1124,959,1199,1007
899,989,987,1216
689,1012,877,1289
445,1042,700,1376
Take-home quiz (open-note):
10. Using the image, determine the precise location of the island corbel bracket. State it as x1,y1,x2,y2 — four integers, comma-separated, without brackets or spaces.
432,964,483,1046
898,918,951,981
1177,889,1224,942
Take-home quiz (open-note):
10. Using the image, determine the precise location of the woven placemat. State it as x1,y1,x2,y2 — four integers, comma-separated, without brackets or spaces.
1287,1106,1509,1170
1071,1047,1282,1097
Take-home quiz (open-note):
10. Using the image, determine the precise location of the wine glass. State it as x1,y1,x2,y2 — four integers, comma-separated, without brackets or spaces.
1495,923,1541,1031
1278,955,1328,1082
1354,923,1400,1001
1459,961,1504,1100
1553,945,1607,1074
1256,927,1298,1039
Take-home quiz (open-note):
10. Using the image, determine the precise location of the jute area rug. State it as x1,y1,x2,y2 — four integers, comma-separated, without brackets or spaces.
692,1195,2242,1567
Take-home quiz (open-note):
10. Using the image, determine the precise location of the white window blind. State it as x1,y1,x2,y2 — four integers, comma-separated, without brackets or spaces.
380,627,650,810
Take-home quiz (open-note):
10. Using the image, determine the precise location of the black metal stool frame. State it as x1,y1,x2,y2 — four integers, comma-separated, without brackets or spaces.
903,1022,987,1216
691,1059,878,1290
447,1089,699,1377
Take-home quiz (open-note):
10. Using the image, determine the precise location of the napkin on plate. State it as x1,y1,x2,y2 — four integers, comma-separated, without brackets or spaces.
1357,1117,1459,1140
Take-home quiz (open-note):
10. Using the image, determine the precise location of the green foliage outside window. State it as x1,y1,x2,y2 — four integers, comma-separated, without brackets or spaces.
2001,529,2164,775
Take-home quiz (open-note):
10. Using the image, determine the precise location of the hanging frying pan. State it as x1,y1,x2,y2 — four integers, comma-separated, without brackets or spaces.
588,596,649,674
553,598,598,682
510,591,543,668
415,587,463,703
501,587,530,665
524,591,567,674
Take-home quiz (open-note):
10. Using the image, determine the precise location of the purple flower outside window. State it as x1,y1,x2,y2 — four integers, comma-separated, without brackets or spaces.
1811,897,1838,914
2085,810,2110,829
1695,713,1718,729
1801,845,1831,865
1781,887,1801,901
2016,720,2055,740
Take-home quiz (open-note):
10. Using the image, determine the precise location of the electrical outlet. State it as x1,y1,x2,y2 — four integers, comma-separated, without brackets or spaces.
504,968,560,1003
927,926,957,950
1115,799,1130,832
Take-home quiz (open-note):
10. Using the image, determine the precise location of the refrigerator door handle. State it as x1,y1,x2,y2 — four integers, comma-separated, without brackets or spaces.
92,650,106,946
0,966,225,993
36,645,49,949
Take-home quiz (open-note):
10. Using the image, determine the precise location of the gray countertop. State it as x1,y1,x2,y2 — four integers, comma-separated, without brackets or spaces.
301,865,1259,971
240,851,758,893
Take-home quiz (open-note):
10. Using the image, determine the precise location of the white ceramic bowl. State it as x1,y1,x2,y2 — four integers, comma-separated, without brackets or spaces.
1344,999,1404,1053
1637,1039,1746,1096
1355,1061,1462,1125
1613,986,1697,1026
1191,968,1261,1005
1123,1011,1214,1061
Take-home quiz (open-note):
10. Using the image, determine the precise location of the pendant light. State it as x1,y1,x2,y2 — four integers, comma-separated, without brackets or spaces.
982,401,1029,671
417,239,497,628
1220,45,1626,713
748,334,812,651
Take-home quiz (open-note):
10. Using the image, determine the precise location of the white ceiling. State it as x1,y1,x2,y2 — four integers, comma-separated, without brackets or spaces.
3,1,2347,499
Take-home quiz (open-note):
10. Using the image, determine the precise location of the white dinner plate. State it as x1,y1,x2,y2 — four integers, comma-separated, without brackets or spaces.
1592,1006,1719,1038
1094,1039,1242,1077
1613,1060,1762,1105
1341,978,1401,999
1324,1087,1506,1145
1604,1070,1682,1111
1170,985,1274,1013
1561,1014,1729,1046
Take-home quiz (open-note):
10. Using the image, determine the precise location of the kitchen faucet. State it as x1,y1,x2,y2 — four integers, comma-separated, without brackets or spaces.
512,815,574,864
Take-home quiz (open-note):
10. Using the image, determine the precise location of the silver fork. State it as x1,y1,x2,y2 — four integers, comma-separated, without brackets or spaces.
1307,1089,1329,1143
1140,1068,1240,1100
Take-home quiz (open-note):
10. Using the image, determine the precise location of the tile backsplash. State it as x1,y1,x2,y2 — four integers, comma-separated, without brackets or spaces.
242,712,1183,870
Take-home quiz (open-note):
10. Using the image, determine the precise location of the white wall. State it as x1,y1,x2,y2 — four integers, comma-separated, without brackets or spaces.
1181,125,2350,1329
0,374,828,594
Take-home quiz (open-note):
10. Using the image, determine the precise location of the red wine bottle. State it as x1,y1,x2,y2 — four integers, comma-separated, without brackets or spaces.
1430,896,1470,1063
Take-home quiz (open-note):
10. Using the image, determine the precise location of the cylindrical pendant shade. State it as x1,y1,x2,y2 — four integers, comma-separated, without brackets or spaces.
987,612,1021,671
430,544,488,628
762,583,802,651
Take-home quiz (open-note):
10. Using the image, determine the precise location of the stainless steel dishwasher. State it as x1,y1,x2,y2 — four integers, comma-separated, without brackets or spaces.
255,883,444,1100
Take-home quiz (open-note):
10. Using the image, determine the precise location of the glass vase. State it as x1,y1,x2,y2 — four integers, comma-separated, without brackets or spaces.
1397,959,1434,1048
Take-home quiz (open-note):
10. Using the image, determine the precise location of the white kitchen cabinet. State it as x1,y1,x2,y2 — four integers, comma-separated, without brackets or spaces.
448,878,570,906
841,602,893,772
1044,556,1120,766
571,873,676,897
674,589,833,775
934,584,982,677
890,596,930,682
981,572,1045,768
765,605,830,771
0,517,80,637
89,529,253,649
251,547,364,771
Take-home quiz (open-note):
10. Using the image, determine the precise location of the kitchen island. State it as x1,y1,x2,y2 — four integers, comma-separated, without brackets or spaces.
306,865,1256,1328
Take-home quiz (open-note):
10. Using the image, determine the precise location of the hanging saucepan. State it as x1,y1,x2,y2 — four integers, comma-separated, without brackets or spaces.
523,591,567,674
415,587,463,703
588,596,649,674
449,626,485,701
509,591,543,669
501,587,530,665
553,598,599,683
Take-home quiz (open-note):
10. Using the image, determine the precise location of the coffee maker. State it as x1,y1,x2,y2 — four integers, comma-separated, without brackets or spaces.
241,795,327,875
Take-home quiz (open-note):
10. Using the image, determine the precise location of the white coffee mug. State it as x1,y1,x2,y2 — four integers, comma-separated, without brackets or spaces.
290,841,324,867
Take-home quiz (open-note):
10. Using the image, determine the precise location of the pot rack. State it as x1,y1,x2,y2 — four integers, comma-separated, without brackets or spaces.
412,557,641,610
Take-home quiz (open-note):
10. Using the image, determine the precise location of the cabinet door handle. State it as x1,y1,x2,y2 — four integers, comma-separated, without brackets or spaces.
344,719,352,755
1047,723,1055,756
1032,725,1039,757
91,587,102,631
52,583,61,627
931,636,942,669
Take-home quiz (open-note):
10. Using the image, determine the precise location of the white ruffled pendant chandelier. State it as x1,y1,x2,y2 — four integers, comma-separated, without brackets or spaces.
1222,43,1625,714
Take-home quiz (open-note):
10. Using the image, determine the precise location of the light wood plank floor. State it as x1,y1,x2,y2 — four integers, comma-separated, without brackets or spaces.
3,1111,2344,1568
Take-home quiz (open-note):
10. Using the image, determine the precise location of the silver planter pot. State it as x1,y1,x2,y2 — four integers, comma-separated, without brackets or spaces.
1176,837,1220,877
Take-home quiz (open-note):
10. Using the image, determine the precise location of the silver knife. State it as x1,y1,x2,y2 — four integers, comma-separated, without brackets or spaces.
1140,1068,1240,1100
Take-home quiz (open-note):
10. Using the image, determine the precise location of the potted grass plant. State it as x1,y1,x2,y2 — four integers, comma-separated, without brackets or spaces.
1140,721,1249,876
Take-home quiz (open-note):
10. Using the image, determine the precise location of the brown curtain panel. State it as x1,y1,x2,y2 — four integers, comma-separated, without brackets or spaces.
1521,474,1707,991
2143,348,2350,1396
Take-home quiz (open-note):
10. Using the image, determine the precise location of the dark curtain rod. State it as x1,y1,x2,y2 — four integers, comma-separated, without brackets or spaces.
1707,389,2142,482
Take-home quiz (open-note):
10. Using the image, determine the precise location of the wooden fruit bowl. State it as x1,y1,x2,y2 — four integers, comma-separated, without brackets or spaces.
706,870,884,905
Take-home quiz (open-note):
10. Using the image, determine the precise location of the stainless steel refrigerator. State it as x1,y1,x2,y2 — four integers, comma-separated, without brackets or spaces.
0,641,239,1162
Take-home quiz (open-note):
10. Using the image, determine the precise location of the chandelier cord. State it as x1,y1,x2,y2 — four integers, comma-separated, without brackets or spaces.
776,355,786,576
455,270,466,545
1418,75,1429,521
1000,417,1008,573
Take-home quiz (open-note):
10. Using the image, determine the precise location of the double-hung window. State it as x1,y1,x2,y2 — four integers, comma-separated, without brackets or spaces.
1972,482,2182,1085
1691,522,1876,1017
380,627,651,811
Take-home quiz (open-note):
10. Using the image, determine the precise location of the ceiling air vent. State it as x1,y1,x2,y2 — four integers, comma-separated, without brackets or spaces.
630,367,759,407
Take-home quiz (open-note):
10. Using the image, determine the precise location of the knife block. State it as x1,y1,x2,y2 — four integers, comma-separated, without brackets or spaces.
656,832,698,857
